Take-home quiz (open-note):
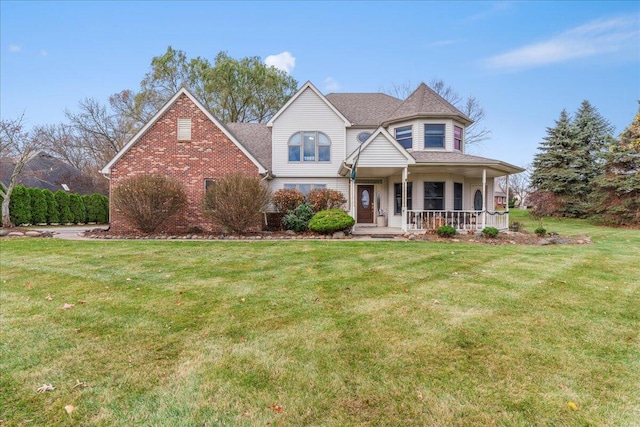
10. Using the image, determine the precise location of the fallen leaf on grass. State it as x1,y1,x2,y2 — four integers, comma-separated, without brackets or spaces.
175,301,182,306
64,405,75,416
567,401,578,411
61,303,75,310
126,278,132,281
26,283,32,290
269,405,285,413
77,300,86,305
417,391,423,401
36,384,55,393
45,294,53,301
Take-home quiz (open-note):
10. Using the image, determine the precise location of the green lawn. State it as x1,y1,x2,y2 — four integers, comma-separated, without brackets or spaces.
1,212,639,426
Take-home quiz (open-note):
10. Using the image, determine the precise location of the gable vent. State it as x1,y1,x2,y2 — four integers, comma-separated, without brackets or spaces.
177,118,192,141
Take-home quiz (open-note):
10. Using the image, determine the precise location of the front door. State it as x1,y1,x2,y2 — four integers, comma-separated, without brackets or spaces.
357,185,374,223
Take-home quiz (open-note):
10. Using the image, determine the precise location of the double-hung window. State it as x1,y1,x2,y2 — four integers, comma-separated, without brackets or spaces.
454,126,463,150
424,182,445,210
395,126,413,149
394,182,412,215
288,131,331,162
424,124,445,148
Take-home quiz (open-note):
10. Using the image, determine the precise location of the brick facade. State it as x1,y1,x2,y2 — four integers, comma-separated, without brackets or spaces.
109,94,260,234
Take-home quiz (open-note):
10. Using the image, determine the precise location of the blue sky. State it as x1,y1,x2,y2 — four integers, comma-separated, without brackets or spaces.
1,1,638,168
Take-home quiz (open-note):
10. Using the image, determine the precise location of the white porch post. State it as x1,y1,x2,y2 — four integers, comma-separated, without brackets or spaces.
482,168,487,229
402,167,408,232
505,174,510,214
350,178,355,222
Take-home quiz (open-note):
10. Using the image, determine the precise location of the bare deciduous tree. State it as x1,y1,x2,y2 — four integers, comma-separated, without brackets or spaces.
0,114,42,227
380,78,491,145
496,164,531,207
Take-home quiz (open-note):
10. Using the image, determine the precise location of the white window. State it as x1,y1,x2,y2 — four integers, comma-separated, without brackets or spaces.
288,131,331,162
177,118,192,141
283,183,326,196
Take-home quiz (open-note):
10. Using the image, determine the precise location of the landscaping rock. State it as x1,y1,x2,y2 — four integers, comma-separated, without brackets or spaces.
25,231,42,237
0,229,9,237
7,231,25,237
407,234,417,241
284,230,296,236
332,231,345,239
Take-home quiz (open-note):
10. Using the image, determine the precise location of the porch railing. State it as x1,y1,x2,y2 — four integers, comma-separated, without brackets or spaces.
406,210,509,232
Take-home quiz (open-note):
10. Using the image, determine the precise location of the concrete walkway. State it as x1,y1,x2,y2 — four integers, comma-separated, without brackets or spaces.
29,225,109,241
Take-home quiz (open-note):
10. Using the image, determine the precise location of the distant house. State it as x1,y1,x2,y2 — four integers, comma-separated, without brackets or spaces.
102,82,524,233
494,190,508,210
0,151,105,195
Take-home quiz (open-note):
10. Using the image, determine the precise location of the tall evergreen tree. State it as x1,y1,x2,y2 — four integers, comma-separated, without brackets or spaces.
530,102,614,217
591,105,640,225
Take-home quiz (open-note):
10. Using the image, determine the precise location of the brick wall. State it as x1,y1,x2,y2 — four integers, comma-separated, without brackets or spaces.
109,93,259,234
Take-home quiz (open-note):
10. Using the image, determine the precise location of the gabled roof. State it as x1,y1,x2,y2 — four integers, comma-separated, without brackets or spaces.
266,81,351,127
345,127,415,164
325,93,402,127
224,123,272,170
382,83,473,126
101,87,267,174
0,151,104,195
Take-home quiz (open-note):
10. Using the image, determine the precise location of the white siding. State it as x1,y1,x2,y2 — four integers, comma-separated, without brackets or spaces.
358,134,409,167
271,88,347,177
346,128,376,158
388,119,464,151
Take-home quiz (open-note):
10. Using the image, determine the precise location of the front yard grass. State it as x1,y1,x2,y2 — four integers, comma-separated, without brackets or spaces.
1,215,639,426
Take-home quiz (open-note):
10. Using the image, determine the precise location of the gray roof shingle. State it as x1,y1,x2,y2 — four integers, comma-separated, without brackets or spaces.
224,123,272,170
383,83,472,125
325,93,403,126
410,150,523,173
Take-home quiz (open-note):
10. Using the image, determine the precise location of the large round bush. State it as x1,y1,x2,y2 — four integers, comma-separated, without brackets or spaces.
308,209,355,234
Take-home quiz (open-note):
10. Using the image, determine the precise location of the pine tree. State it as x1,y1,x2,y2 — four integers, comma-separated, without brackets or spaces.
591,105,640,225
530,102,614,217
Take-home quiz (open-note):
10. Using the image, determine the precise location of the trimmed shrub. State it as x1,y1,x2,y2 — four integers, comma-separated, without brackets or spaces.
436,225,456,238
85,194,109,223
98,194,109,223
282,203,314,232
69,193,86,224
113,174,187,233
534,227,547,237
203,172,271,234
307,188,347,212
9,185,31,226
55,190,73,224
42,189,59,224
29,188,47,225
272,188,305,213
309,209,355,234
482,227,499,238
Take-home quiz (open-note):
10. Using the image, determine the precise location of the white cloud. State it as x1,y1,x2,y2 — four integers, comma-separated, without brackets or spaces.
40,49,48,57
427,39,459,48
324,77,339,91
485,16,640,70
9,44,21,53
264,51,296,73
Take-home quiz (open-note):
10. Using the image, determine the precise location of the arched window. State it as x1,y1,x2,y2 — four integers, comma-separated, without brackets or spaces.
288,131,331,162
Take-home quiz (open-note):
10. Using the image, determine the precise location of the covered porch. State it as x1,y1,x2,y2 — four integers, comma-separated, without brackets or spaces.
340,134,524,233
